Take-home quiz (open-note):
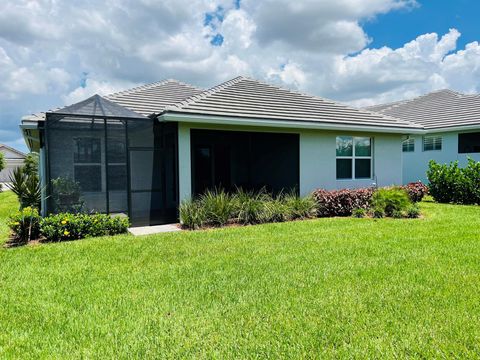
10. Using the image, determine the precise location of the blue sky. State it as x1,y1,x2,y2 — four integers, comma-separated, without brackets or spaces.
364,0,479,49
1,0,480,152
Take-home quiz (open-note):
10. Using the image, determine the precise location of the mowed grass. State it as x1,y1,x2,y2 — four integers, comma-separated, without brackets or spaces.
0,191,480,358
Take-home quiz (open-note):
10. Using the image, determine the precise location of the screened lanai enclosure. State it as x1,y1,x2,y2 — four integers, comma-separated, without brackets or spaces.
44,95,178,226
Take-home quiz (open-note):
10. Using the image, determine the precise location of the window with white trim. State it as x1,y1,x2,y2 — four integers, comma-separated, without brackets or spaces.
402,136,415,152
336,136,372,180
423,135,442,151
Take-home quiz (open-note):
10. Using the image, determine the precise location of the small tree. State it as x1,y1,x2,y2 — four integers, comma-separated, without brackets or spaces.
9,166,41,210
0,152,5,192
8,166,42,243
24,152,39,177
0,152,5,172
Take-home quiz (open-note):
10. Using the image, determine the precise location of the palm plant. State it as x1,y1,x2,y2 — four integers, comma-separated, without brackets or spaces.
8,166,42,210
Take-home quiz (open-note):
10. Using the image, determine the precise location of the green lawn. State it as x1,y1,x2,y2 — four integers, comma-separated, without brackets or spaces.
1,191,480,358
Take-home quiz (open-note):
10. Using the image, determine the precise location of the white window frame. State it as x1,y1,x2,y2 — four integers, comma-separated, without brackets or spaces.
336,136,373,180
423,135,442,151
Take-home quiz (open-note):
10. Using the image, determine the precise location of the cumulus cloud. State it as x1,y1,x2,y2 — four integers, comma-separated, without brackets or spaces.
242,0,416,54
0,0,480,151
326,28,477,106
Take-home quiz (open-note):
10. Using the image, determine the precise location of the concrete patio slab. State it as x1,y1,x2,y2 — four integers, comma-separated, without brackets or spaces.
128,224,181,236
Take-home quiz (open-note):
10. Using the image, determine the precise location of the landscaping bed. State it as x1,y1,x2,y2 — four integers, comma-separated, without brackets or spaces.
179,183,427,230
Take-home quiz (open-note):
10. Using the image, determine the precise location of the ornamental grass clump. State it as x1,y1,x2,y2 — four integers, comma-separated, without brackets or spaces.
199,189,235,227
352,207,367,218
232,188,270,225
371,188,411,217
406,204,421,219
282,192,317,220
261,198,288,223
179,200,206,230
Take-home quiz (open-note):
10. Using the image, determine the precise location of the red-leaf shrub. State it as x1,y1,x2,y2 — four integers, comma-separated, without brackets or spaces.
313,188,374,217
401,182,428,203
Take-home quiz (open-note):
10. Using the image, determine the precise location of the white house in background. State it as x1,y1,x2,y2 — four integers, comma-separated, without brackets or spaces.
365,90,480,184
0,144,26,184
20,76,422,226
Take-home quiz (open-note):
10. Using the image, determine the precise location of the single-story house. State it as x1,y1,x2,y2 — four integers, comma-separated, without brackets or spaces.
366,89,480,183
0,144,26,184
21,76,423,226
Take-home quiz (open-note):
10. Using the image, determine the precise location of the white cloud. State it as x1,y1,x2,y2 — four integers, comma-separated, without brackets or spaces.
62,78,138,105
324,28,480,106
242,0,416,54
267,63,307,89
1,0,480,152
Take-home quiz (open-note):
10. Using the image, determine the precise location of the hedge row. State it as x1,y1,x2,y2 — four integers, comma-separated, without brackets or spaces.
8,208,129,244
427,158,480,204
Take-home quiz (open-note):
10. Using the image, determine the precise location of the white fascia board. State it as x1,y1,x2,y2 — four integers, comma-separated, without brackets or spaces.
424,124,480,133
158,112,425,134
19,122,39,130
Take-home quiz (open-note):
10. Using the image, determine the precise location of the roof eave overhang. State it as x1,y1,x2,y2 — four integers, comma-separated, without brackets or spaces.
423,124,480,133
158,112,425,134
19,122,41,152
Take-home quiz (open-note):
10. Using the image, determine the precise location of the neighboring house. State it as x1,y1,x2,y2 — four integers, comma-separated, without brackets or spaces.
366,90,480,184
0,144,26,184
21,76,422,226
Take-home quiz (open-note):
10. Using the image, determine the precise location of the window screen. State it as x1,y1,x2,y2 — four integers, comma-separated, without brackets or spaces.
402,137,415,152
74,165,102,192
423,135,442,151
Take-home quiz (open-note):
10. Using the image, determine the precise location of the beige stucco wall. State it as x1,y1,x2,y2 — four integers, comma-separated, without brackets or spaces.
178,122,403,201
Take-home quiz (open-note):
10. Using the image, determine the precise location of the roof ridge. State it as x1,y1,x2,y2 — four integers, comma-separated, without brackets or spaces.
367,89,468,113
165,76,246,110
106,79,170,98
107,79,203,98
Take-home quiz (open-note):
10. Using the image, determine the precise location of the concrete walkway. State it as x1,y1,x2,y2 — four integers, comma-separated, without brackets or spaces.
128,223,181,236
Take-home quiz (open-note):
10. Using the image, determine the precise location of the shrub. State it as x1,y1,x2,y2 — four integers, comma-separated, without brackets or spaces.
427,158,480,205
372,188,411,217
40,213,129,242
232,189,270,225
371,207,385,218
8,207,41,243
313,188,374,217
199,189,235,227
392,210,404,219
8,167,41,209
352,207,366,218
51,177,84,213
401,181,429,203
179,200,206,229
282,192,317,220
24,152,39,178
406,204,421,219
